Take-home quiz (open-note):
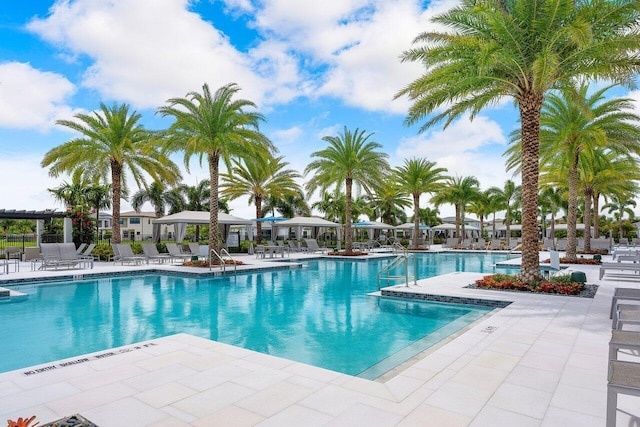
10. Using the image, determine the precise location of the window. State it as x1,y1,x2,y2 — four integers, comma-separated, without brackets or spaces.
129,218,141,224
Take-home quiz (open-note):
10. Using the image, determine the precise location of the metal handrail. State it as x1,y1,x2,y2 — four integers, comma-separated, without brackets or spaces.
377,252,417,290
209,248,237,275
392,242,407,253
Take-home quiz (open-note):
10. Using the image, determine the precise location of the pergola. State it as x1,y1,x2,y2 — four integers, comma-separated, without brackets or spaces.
0,209,71,246
276,216,342,249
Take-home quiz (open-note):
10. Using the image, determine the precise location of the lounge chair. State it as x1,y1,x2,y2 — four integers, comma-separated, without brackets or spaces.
304,239,327,254
607,359,640,427
600,262,640,280
488,240,501,250
40,243,82,270
75,243,87,254
287,240,300,252
542,238,555,251
444,238,459,249
255,244,266,258
4,246,22,260
142,243,173,264
188,242,207,260
112,244,147,265
610,288,640,319
165,243,192,261
276,240,291,255
555,238,568,251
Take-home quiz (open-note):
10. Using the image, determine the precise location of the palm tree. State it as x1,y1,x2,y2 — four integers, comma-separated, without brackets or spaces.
538,187,564,240
131,181,168,219
84,184,112,242
468,189,494,238
370,178,411,226
305,127,389,253
395,158,447,248
603,196,637,241
222,155,302,241
262,190,311,219
311,191,345,224
488,180,522,246
42,103,181,243
432,176,480,238
418,207,441,227
159,83,273,254
534,84,640,258
48,180,88,210
396,0,640,282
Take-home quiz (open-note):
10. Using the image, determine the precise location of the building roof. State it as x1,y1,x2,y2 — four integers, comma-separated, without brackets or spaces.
120,211,158,218
0,209,66,220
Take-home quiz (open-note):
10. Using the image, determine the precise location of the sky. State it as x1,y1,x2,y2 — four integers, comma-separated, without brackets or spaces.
0,0,638,221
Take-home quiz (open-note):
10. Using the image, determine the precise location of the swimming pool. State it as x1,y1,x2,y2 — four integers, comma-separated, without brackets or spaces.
0,253,507,378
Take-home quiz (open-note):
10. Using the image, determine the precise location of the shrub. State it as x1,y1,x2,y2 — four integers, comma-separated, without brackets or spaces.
474,274,584,295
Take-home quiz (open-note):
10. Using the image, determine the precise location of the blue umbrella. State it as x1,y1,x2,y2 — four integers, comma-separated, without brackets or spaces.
255,216,289,222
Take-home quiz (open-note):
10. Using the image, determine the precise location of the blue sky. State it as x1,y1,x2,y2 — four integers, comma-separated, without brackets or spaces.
1,0,636,220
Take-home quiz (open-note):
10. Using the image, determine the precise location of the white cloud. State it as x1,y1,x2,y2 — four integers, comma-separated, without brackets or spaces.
27,0,271,109
0,62,79,131
270,126,303,146
396,115,512,190
0,152,64,209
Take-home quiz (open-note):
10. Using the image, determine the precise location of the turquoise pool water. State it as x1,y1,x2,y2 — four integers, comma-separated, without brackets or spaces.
0,253,507,377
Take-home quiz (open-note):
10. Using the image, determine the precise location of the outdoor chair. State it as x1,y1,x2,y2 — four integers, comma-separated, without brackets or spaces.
40,243,82,270
287,240,300,252
276,240,290,254
75,243,87,254
489,240,501,250
266,241,285,257
606,360,640,427
304,239,326,254
445,238,459,249
610,288,640,319
112,244,147,265
4,246,22,260
142,243,173,264
188,242,207,260
255,244,266,259
542,238,555,251
165,243,192,261
600,262,640,280
612,304,640,330
555,238,568,251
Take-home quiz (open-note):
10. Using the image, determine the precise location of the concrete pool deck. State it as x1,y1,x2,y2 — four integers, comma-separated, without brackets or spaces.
0,250,637,426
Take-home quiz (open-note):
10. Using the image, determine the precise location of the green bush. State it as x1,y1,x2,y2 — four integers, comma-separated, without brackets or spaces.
92,244,114,260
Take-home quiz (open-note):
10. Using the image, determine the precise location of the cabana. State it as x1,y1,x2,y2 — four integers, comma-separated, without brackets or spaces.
152,211,253,244
276,216,342,249
352,221,395,241
395,223,431,240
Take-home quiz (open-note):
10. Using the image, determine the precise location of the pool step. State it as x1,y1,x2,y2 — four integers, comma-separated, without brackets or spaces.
0,286,27,303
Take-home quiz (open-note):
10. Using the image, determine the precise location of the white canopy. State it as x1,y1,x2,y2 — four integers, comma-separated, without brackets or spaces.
152,210,253,242
276,216,341,249
546,223,593,232
395,222,430,230
352,221,394,229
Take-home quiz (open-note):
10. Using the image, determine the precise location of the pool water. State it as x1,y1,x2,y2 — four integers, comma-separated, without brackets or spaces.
0,253,506,377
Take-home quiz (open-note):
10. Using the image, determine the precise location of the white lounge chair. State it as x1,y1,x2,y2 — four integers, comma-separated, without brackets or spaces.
600,262,640,280
304,239,326,254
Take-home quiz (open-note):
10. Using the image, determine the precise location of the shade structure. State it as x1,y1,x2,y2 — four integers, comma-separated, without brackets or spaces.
276,216,342,249
395,222,430,239
352,221,394,240
545,223,593,232
254,216,288,241
152,210,253,243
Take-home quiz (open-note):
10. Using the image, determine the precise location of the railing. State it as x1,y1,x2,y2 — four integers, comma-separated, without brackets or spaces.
377,252,417,290
209,248,237,275
392,241,407,253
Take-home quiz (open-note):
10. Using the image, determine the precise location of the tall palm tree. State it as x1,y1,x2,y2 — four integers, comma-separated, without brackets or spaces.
395,158,447,248
488,180,522,246
396,0,640,282
533,84,640,258
42,103,180,243
305,127,389,253
222,155,302,241
84,184,112,242
159,83,273,254
538,187,564,240
432,176,480,238
419,207,441,228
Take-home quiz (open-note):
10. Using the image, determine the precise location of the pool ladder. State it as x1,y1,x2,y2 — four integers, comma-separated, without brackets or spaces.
377,251,417,290
209,248,237,274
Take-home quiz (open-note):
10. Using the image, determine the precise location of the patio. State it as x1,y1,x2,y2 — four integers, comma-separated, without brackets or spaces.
0,249,636,426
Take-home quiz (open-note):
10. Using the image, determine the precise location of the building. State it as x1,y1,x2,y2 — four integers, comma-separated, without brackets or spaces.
119,211,157,241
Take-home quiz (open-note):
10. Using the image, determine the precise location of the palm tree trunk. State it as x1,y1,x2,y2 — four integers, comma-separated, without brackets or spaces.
413,193,420,248
566,152,579,260
256,196,263,242
345,178,353,252
111,160,122,244
506,203,511,247
584,188,592,252
208,152,221,255
455,204,460,238
518,91,543,283
593,193,600,237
